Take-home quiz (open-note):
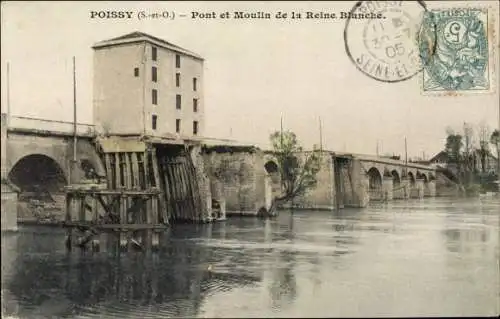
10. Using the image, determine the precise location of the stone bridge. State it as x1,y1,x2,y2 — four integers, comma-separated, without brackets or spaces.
1,114,105,230
340,153,436,201
1,113,438,231
259,151,437,210
1,114,105,191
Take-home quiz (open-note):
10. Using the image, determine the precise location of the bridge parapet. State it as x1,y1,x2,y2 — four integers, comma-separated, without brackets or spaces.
334,152,435,171
7,116,95,137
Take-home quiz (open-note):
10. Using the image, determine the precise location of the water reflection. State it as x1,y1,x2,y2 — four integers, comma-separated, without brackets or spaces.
268,215,297,310
1,197,499,318
442,199,497,256
2,225,262,318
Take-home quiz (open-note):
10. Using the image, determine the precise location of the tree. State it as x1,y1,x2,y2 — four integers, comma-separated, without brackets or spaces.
477,123,490,173
462,122,475,175
268,130,321,214
491,129,500,175
445,131,463,165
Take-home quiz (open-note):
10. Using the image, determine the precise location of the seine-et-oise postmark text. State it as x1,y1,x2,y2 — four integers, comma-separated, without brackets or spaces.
344,1,428,83
419,7,493,94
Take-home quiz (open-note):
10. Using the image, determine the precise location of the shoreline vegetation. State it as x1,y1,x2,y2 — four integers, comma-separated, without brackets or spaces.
441,123,499,198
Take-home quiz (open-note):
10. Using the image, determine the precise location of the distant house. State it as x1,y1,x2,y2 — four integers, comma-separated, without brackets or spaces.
429,150,498,174
428,151,460,175
429,151,449,166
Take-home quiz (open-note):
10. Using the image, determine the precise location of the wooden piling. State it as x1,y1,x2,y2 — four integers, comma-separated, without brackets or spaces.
65,193,73,251
104,153,112,187
131,153,140,189
143,151,150,188
151,148,168,225
163,158,172,220
115,153,122,189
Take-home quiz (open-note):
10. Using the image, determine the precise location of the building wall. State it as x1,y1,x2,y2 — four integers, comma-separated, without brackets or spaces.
93,41,204,138
145,45,204,138
93,43,145,135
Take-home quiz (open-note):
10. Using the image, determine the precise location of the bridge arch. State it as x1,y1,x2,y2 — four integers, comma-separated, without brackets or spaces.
264,160,279,175
264,159,281,185
8,154,67,194
367,167,382,190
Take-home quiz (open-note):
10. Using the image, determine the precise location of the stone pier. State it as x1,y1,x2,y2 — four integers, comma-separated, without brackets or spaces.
382,177,393,201
209,178,226,221
202,146,267,217
1,113,19,232
393,178,410,200
338,159,370,208
410,179,425,199
1,181,19,232
359,174,370,207
424,180,436,197
291,152,335,210
190,145,213,221
264,174,273,212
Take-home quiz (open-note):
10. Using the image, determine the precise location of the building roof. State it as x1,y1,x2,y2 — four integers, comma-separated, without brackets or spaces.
429,149,498,162
429,150,448,162
92,31,203,60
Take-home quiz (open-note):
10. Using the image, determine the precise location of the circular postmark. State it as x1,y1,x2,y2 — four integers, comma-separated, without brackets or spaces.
344,1,430,83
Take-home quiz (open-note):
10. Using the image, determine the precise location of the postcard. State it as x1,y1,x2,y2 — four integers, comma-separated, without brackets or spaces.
1,1,499,318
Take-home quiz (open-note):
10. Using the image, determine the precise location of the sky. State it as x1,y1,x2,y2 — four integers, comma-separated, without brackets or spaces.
1,1,499,159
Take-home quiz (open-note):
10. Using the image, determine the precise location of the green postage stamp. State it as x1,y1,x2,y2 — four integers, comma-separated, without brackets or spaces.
419,7,496,94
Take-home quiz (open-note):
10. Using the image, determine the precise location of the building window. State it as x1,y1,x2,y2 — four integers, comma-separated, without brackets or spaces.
152,115,157,130
176,73,180,87
152,89,158,105
175,54,180,68
152,67,157,82
176,94,181,109
134,68,139,77
193,98,198,112
152,46,157,61
176,119,181,133
193,121,198,135
193,78,197,91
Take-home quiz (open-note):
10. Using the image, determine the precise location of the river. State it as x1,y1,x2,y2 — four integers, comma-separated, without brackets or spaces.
1,197,499,318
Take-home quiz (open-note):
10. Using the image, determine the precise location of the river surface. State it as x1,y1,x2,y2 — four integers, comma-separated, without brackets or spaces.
1,197,499,318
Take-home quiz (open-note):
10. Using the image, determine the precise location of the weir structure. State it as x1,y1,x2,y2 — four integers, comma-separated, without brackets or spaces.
63,135,219,252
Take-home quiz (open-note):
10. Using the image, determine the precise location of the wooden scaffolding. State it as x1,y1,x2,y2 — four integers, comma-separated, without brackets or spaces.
63,137,209,252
